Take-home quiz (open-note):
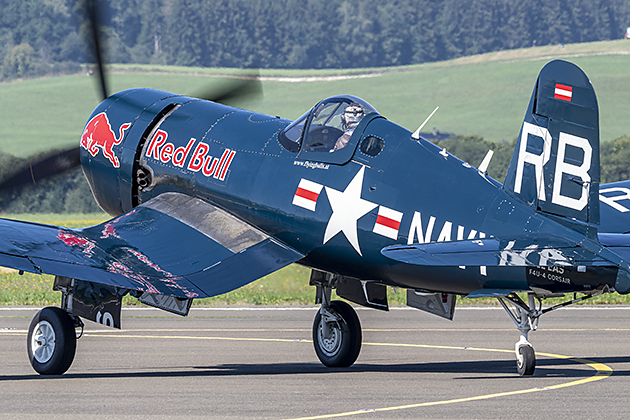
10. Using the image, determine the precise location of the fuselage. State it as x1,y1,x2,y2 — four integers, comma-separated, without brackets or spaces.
80,88,618,297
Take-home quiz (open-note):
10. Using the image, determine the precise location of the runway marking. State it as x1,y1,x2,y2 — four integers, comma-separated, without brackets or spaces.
88,328,630,334
5,326,630,336
1,327,613,417
85,333,312,344
283,345,612,420
5,306,630,311
80,330,613,419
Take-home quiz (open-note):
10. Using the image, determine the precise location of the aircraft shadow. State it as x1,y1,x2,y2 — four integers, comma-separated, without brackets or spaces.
2,356,630,381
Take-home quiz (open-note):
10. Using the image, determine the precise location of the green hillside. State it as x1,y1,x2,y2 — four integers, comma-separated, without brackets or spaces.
0,40,629,157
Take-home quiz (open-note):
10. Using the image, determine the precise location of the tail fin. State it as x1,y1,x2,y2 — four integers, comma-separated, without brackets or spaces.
504,60,600,224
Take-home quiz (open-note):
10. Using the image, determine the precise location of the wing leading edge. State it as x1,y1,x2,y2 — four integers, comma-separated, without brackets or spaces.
0,193,303,299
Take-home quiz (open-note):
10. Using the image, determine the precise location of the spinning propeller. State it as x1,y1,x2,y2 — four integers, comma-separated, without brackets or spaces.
0,0,261,192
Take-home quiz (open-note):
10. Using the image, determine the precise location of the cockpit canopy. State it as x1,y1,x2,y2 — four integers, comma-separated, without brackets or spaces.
279,95,379,153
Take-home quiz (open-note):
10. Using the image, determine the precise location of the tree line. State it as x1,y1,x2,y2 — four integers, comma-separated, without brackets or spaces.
0,150,101,213
1,135,630,214
2,0,630,79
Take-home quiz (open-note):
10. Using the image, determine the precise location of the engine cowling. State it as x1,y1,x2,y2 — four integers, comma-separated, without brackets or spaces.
80,88,189,216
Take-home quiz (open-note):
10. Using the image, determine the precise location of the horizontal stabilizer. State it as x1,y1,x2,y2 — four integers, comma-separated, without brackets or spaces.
599,233,630,263
381,236,597,268
599,180,630,234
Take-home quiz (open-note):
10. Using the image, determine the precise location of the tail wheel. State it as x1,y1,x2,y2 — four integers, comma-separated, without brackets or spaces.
516,345,536,376
313,300,362,367
27,307,77,375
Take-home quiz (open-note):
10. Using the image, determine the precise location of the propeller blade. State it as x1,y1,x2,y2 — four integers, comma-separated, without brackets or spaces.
85,0,108,100
192,76,263,106
0,147,81,192
0,0,108,192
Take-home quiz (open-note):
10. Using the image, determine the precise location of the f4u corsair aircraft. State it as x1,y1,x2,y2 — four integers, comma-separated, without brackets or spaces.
2,60,629,376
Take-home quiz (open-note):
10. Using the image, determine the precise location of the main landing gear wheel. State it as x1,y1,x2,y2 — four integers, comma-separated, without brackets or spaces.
27,307,77,375
516,345,536,376
313,300,362,367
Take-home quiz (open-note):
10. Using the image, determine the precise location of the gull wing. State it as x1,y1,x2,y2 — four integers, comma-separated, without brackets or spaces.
0,192,303,299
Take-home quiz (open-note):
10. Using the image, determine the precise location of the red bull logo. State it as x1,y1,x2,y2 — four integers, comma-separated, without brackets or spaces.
81,112,131,168
145,129,237,182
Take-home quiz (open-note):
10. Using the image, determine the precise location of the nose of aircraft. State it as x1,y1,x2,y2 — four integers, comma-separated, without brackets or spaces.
80,88,183,216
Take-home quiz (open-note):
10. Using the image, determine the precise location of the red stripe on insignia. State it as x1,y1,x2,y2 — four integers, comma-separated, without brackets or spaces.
554,83,572,102
295,187,319,202
376,215,400,230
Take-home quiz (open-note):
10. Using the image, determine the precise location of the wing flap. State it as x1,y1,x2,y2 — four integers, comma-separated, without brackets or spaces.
0,253,39,273
186,237,303,297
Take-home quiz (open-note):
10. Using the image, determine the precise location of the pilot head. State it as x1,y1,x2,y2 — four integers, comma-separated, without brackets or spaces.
342,103,364,130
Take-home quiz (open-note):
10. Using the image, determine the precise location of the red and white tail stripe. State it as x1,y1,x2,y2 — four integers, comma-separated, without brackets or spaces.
554,83,572,102
293,179,323,211
373,206,403,240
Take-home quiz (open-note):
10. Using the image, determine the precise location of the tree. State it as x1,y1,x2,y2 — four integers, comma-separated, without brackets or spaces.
164,0,207,66
3,43,36,78
333,1,377,68
133,0,165,63
434,135,515,182
3,0,630,71
601,136,630,183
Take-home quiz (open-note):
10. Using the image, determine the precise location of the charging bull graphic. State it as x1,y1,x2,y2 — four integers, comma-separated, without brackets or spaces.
80,112,131,168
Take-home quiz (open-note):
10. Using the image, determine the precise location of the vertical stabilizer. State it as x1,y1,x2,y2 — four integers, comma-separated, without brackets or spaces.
504,60,600,224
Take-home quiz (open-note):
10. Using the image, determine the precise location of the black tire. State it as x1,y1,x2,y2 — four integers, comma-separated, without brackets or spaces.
516,345,536,376
312,301,362,367
27,307,77,375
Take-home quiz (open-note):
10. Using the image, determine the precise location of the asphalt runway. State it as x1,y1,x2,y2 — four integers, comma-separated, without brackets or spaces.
1,305,630,419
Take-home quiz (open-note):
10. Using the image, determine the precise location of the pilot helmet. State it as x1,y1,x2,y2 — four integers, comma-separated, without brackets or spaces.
343,103,364,128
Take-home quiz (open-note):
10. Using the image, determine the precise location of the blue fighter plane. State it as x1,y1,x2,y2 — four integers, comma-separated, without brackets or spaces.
1,58,629,377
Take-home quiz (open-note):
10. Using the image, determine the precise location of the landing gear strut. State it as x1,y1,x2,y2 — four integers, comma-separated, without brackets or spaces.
498,293,539,376
498,287,611,376
311,277,362,367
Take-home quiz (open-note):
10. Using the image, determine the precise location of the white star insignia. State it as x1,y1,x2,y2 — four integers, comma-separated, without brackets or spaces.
323,166,377,255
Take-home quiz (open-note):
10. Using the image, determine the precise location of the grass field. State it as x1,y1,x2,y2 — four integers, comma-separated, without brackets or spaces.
1,263,627,307
0,263,320,306
1,40,629,157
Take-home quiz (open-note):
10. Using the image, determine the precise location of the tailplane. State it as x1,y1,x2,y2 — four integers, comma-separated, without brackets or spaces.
504,60,600,224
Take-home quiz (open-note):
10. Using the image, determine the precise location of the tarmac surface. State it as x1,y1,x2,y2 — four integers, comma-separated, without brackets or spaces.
1,305,630,419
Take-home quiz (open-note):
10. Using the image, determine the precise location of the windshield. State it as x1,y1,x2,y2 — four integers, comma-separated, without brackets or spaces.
278,110,309,152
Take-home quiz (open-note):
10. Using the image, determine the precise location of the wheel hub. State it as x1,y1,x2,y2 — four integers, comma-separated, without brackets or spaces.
318,320,341,356
31,321,56,364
